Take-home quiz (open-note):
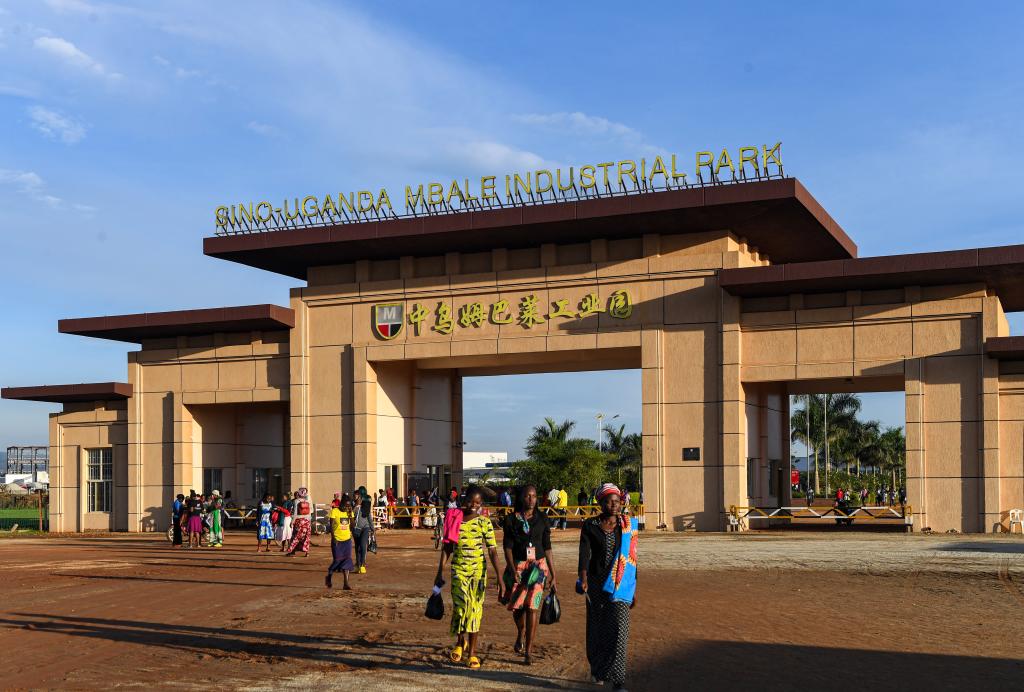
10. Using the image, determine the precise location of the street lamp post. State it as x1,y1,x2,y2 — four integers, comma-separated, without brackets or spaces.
596,413,604,451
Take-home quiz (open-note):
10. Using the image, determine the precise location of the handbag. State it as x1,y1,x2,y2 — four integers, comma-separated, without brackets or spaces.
425,591,444,620
368,530,378,554
539,588,561,625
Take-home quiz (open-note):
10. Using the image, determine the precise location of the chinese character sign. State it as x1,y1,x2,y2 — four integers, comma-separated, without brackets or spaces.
370,290,633,339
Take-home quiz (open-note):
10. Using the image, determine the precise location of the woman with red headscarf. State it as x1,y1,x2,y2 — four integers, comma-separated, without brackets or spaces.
577,483,638,692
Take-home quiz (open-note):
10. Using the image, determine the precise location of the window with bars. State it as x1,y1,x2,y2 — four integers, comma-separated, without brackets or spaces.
253,468,269,501
203,468,223,497
746,458,758,499
87,448,113,512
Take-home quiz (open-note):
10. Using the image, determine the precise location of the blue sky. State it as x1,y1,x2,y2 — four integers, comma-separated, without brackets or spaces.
1,1,1022,457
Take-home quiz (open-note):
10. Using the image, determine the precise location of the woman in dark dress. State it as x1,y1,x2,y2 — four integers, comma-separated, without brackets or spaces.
578,483,638,691
502,484,557,665
352,487,373,574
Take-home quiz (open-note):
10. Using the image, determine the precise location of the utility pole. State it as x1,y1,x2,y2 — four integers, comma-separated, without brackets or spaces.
824,393,830,496
596,413,604,452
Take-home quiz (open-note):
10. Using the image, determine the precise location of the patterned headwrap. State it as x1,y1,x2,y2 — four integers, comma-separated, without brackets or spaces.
596,482,624,502
297,487,309,499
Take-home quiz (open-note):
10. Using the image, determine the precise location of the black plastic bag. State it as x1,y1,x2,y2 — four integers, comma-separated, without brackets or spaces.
368,531,378,554
425,592,444,620
539,589,560,625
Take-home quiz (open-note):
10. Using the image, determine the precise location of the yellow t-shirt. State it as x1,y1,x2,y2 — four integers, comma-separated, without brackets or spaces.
329,508,352,541
557,489,568,508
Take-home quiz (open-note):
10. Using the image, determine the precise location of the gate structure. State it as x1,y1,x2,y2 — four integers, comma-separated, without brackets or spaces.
4,177,1024,533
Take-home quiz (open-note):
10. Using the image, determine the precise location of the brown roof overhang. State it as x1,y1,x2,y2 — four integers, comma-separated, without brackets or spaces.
985,336,1024,360
203,178,856,279
1,382,133,403
719,244,1024,311
59,304,294,343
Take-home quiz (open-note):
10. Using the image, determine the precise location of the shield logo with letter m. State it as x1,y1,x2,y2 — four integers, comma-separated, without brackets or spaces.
372,303,404,340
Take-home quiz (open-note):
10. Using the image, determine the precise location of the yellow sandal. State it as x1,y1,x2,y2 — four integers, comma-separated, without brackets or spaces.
468,656,481,669
449,645,463,663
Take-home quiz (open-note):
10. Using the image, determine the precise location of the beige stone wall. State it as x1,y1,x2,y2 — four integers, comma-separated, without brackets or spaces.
295,230,765,530
996,367,1024,530
49,400,128,532
738,284,999,532
46,228,1024,534
126,330,289,531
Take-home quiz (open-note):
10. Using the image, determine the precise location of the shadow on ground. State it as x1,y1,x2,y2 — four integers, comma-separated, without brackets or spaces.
633,640,1024,691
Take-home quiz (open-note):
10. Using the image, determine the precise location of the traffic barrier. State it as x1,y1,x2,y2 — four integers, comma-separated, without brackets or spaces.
728,504,913,531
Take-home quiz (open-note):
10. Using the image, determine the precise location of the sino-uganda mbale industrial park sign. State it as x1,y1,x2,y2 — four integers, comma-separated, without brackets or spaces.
213,142,783,234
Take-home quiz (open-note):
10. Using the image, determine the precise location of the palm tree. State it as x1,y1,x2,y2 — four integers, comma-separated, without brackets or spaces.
790,394,819,492
791,393,862,494
603,424,642,490
526,418,575,456
878,426,906,488
834,419,881,477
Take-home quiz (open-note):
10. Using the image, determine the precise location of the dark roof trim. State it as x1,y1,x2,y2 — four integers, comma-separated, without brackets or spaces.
985,336,1024,360
203,178,856,279
1,382,133,403
59,304,294,343
719,244,1024,312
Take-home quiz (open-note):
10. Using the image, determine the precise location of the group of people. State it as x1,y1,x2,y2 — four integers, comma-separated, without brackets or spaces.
804,484,907,508
432,482,637,691
253,486,376,577
171,489,227,548
832,485,907,508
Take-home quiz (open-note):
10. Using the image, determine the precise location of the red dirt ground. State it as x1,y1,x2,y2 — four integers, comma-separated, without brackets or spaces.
1,529,1022,690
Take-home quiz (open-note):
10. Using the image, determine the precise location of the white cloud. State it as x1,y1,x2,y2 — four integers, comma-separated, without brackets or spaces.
444,140,549,172
28,106,87,144
246,121,279,137
0,168,62,207
0,84,37,98
44,0,100,13
514,111,640,140
33,36,122,80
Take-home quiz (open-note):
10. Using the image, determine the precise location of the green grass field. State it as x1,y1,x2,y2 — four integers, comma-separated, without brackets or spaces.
0,508,41,519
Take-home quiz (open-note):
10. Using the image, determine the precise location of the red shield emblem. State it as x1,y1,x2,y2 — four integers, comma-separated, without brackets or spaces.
372,303,404,340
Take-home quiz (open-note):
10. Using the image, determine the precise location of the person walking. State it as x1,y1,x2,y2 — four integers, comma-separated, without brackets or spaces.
578,483,638,692
286,487,313,557
186,491,204,549
257,493,275,552
171,494,184,548
208,490,224,548
274,496,293,551
352,487,372,574
556,486,569,530
386,487,397,528
409,489,421,529
502,484,556,666
434,486,504,670
326,497,354,590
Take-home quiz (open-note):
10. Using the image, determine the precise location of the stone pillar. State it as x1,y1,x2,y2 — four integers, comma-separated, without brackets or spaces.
352,346,377,493
721,291,747,526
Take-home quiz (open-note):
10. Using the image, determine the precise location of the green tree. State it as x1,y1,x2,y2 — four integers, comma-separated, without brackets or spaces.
790,393,862,493
603,424,643,490
511,418,610,495
878,426,906,488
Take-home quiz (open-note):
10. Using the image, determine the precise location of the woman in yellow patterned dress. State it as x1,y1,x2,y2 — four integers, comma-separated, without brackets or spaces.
434,486,504,670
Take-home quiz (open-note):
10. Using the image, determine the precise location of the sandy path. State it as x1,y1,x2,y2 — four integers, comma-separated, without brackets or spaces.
1,530,1022,690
